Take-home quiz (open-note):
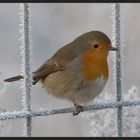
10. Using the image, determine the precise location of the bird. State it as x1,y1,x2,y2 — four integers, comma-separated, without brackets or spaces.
4,31,118,116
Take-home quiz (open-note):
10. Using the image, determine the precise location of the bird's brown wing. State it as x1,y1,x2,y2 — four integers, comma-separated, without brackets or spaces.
4,60,64,85
32,42,78,85
32,59,65,85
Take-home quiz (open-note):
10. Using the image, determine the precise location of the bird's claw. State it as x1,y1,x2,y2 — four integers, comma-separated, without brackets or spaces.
73,104,83,116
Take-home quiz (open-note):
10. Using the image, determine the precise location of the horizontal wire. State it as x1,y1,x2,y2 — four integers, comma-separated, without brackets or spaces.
0,99,140,121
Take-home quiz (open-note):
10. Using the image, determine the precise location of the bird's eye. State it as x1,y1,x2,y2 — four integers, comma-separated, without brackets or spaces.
93,44,99,48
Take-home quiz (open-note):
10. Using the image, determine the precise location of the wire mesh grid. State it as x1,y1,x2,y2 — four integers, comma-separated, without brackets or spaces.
0,3,139,137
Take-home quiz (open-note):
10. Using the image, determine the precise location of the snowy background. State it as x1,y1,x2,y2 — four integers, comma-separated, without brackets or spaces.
0,3,140,136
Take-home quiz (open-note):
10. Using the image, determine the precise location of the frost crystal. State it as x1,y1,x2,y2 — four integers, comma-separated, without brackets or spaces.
81,86,140,136
19,3,33,136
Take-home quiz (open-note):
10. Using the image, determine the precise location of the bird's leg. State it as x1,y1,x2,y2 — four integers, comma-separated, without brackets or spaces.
73,103,83,116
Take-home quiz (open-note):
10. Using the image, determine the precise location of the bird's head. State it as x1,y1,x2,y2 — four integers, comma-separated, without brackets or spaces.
74,31,118,59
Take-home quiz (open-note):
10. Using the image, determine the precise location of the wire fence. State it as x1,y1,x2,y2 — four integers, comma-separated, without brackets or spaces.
114,3,123,136
0,3,139,137
19,3,33,136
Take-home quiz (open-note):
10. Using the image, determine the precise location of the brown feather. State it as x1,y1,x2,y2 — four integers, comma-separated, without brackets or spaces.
33,60,65,83
4,60,64,85
4,75,24,82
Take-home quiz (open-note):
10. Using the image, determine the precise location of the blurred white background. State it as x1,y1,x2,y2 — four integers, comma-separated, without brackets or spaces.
0,3,140,136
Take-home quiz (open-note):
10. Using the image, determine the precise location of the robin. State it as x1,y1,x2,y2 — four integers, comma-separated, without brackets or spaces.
4,31,118,115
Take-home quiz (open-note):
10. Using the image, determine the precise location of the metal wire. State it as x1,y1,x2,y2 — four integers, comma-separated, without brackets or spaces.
0,99,140,121
115,3,123,137
21,3,32,137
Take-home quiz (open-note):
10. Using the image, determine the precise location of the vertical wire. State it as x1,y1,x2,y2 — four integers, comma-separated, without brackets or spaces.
19,3,32,136
115,3,123,137
24,3,32,137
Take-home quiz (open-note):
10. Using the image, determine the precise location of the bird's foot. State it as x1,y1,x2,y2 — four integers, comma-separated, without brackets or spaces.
73,103,83,116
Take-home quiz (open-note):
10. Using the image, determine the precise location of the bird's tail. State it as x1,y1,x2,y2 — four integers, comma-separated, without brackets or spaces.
4,75,39,85
4,75,24,82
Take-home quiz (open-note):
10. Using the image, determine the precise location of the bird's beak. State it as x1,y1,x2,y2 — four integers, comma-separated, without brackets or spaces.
109,46,118,51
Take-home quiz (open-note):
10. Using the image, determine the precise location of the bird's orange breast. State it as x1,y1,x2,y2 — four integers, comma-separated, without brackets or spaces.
80,48,109,80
